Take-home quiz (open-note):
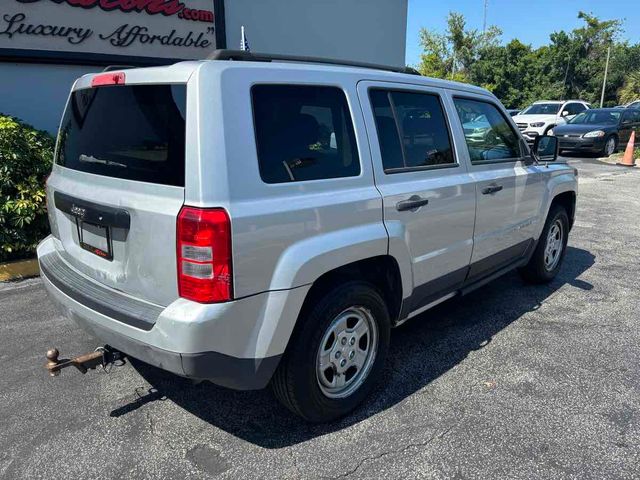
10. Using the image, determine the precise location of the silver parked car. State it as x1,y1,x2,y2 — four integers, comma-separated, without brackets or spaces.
39,51,577,422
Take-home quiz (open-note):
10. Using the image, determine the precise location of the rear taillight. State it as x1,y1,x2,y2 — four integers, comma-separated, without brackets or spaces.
91,72,126,87
177,207,232,303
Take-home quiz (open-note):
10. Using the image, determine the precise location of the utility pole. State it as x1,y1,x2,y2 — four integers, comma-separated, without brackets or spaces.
563,59,571,97
600,44,611,108
482,0,488,34
451,50,457,79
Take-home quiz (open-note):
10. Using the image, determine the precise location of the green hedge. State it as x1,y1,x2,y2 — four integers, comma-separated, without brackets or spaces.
0,114,55,262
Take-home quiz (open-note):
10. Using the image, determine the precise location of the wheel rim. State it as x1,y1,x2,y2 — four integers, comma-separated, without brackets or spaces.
316,306,378,399
605,137,616,156
544,219,564,271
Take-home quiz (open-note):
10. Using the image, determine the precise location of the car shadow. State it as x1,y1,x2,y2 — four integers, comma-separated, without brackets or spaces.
122,246,595,448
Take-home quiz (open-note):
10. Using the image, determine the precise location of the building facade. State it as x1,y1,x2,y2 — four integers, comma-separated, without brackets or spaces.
0,0,408,133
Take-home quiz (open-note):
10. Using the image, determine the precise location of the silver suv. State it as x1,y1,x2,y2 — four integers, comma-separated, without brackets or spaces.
38,51,577,422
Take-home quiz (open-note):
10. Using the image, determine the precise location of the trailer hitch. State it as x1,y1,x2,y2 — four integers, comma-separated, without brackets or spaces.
45,346,126,376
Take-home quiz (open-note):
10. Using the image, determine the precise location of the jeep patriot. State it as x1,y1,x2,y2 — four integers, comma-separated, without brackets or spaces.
38,51,577,422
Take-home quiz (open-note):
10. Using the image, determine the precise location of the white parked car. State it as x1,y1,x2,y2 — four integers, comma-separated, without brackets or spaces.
513,100,591,142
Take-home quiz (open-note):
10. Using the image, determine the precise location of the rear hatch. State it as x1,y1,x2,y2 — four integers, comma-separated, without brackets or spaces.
47,70,190,306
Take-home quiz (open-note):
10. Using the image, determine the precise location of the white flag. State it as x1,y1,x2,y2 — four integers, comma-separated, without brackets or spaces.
241,26,250,52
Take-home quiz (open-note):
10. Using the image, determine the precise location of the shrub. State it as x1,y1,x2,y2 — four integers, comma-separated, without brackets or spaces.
0,114,55,262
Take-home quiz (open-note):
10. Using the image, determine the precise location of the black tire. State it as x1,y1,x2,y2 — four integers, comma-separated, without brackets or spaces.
271,281,390,422
601,135,618,157
519,205,569,284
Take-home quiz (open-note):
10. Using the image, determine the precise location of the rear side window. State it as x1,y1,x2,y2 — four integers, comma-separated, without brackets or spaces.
454,98,521,163
369,89,455,172
565,103,586,116
252,85,360,183
55,85,186,186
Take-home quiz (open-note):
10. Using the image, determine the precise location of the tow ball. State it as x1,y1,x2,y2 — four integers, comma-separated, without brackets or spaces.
45,346,126,376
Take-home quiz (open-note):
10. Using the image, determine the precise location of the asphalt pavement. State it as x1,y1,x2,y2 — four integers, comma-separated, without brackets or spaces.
1,157,639,479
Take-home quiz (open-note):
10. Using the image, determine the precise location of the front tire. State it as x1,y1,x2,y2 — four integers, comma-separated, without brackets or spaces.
602,135,618,157
271,281,390,422
519,205,569,284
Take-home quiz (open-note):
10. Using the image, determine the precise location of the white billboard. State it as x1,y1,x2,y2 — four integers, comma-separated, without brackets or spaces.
0,0,220,62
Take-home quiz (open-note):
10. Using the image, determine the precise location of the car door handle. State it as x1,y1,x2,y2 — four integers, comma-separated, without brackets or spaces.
396,195,429,212
481,184,503,195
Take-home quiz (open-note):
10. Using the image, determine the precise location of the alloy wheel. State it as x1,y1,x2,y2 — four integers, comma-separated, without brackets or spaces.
316,306,378,399
544,219,564,271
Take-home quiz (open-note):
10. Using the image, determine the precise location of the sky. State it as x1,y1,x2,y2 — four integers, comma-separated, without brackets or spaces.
405,0,640,66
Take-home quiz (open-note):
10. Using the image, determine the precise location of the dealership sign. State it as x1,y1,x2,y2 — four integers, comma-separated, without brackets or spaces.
0,0,222,63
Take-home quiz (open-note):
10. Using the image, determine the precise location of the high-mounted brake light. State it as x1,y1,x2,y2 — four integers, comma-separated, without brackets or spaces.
177,207,232,303
91,72,126,87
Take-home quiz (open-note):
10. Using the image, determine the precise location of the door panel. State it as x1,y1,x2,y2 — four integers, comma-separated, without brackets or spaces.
357,81,476,313
620,110,640,145
451,95,546,279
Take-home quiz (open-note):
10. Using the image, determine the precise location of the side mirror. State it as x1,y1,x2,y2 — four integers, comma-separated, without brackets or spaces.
561,110,569,117
532,135,559,163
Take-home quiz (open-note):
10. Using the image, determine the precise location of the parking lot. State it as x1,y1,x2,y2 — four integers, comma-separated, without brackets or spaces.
1,157,639,479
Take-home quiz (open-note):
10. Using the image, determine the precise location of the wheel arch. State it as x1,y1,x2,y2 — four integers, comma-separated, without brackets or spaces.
296,255,403,330
550,190,577,229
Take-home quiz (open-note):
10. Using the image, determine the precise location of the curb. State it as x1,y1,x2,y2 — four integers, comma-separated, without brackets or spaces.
0,258,40,282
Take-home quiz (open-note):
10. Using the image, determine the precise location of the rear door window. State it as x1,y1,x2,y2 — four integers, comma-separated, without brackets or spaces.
251,85,360,183
369,89,455,172
55,85,186,186
565,103,586,116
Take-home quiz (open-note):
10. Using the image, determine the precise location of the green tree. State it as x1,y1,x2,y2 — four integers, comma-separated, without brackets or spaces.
418,12,501,83
618,71,640,104
415,10,638,108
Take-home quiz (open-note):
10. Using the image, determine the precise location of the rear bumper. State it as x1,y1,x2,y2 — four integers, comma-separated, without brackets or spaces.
37,236,310,390
61,316,282,390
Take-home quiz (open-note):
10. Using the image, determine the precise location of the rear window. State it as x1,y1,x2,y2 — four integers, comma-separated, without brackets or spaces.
251,85,360,184
55,84,186,187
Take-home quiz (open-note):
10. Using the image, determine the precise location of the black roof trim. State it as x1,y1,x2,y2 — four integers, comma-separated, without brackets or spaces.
206,49,421,75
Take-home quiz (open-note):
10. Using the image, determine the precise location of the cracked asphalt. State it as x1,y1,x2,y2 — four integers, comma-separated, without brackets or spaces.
1,158,639,479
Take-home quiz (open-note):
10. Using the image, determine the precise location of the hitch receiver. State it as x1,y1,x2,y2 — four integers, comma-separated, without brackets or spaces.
45,346,125,376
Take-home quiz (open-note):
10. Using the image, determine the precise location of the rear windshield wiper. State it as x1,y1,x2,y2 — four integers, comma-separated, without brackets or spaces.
79,154,127,168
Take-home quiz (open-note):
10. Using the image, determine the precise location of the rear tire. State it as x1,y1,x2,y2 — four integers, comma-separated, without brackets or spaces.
519,205,569,284
271,281,390,422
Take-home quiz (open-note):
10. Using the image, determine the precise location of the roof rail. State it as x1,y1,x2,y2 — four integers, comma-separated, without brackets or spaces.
205,49,420,75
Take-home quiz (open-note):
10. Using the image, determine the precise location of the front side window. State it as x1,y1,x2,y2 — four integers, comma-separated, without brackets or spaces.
454,98,521,163
252,85,360,184
622,110,640,124
370,89,455,172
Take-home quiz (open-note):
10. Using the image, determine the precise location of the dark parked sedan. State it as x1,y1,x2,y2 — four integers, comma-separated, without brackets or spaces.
550,108,640,156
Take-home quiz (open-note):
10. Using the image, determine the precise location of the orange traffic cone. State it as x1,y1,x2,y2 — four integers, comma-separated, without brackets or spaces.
617,131,637,167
